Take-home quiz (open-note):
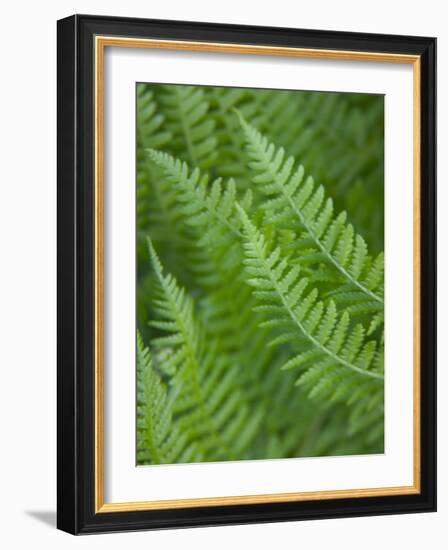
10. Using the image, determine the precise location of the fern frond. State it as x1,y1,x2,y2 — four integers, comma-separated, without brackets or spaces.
236,205,384,396
136,85,173,239
158,84,217,169
137,86,172,151
244,90,384,252
237,115,384,311
146,150,286,414
136,85,199,340
147,148,251,245
146,240,262,461
137,332,202,465
207,87,274,184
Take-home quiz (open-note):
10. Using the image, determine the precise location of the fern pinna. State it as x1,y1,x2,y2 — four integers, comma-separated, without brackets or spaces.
137,83,385,464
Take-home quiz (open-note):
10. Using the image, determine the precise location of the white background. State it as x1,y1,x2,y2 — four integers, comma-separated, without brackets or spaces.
0,1,444,548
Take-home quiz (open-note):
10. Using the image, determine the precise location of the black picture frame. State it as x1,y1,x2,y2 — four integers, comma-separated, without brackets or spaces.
57,14,436,534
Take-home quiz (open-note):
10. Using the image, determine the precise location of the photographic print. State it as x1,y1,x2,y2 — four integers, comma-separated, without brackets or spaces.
136,83,385,466
58,16,435,533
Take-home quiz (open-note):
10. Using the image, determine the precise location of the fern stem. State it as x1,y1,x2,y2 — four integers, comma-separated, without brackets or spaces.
203,199,243,239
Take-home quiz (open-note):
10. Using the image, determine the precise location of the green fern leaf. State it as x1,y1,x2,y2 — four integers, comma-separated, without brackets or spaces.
236,204,384,393
158,85,217,169
237,114,384,313
146,239,263,461
137,332,202,465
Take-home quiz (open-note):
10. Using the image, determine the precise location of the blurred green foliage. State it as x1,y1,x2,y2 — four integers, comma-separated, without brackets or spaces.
136,83,384,465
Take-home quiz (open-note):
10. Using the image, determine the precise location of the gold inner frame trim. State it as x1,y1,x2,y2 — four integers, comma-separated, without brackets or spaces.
94,35,421,513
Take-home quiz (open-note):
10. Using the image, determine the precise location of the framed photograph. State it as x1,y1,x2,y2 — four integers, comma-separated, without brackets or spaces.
57,14,436,534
